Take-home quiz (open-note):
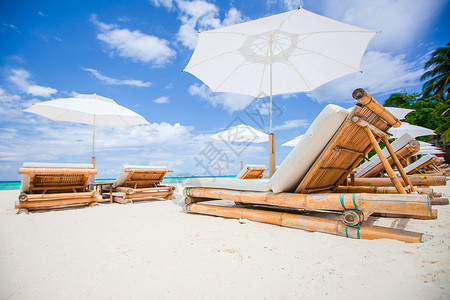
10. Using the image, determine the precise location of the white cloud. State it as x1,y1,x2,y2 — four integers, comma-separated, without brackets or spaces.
318,0,447,51
307,51,424,103
274,119,309,131
149,0,174,9
82,67,152,87
154,96,170,103
91,14,176,66
188,83,254,112
150,0,246,49
8,69,57,97
282,0,301,10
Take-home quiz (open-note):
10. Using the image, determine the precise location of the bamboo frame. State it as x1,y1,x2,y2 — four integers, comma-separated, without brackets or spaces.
113,168,174,203
18,166,100,212
184,188,432,217
346,175,446,187
185,203,430,243
182,89,442,242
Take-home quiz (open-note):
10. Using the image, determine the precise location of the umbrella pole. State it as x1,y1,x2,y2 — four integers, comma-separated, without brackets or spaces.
268,38,276,177
90,116,96,183
240,142,243,170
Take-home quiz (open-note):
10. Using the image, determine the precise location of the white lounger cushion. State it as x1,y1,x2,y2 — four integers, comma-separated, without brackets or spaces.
115,165,169,187
269,104,350,193
355,133,414,178
19,162,95,193
236,164,267,179
183,104,350,193
183,178,270,192
403,154,434,174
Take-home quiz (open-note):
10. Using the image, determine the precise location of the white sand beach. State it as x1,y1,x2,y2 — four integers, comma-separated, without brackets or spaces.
1,184,449,300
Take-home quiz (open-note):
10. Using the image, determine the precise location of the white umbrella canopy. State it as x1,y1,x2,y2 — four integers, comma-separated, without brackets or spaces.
385,107,413,120
185,7,377,176
388,122,435,139
210,124,268,169
24,93,149,158
281,134,304,147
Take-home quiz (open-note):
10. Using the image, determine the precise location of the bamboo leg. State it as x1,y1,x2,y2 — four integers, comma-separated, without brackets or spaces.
381,136,415,192
185,203,430,243
364,127,406,194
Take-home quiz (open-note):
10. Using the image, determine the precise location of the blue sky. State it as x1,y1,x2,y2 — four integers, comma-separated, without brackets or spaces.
0,0,449,181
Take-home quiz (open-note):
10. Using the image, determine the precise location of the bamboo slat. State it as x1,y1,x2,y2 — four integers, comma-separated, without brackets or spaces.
335,186,433,196
346,175,446,186
373,209,438,220
15,195,103,209
183,188,432,217
431,197,449,205
184,203,429,243
19,191,99,201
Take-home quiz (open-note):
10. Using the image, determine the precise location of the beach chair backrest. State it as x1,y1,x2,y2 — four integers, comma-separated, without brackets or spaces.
269,89,401,194
237,164,267,179
355,133,419,178
403,154,442,174
19,162,96,194
115,165,173,188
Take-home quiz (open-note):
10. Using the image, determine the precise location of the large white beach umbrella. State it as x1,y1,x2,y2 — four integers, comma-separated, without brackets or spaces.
210,124,268,169
184,7,377,176
388,122,435,139
24,94,149,163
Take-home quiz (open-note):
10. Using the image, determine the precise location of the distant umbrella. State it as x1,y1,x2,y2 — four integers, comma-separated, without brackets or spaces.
281,135,304,147
389,122,435,139
210,124,268,169
385,107,413,120
23,93,149,162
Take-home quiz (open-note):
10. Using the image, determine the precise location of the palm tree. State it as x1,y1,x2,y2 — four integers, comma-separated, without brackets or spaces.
421,43,450,99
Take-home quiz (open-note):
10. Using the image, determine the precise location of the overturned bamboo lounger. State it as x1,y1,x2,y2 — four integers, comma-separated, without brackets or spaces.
236,164,267,179
111,166,175,204
16,162,102,213
182,89,440,243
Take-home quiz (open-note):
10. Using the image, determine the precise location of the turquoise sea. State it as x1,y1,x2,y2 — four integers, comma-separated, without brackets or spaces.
0,176,235,191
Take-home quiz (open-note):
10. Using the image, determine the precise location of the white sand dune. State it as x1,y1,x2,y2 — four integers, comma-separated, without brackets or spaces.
0,184,449,299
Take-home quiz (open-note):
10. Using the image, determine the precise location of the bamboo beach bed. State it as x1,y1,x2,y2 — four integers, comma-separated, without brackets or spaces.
182,89,445,243
404,154,447,176
354,133,420,178
16,162,103,213
110,166,175,204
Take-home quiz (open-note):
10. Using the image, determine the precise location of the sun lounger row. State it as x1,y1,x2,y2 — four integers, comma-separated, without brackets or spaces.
16,163,174,213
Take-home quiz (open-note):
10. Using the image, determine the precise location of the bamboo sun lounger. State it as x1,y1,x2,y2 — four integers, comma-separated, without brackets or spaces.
404,154,446,176
16,162,102,213
111,166,175,204
236,164,267,179
182,89,441,243
354,133,420,178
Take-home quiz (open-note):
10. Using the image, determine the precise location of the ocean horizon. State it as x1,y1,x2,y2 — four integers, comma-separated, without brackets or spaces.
0,175,236,191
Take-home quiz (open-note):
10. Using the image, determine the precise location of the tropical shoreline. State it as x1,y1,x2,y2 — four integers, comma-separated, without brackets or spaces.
1,183,449,299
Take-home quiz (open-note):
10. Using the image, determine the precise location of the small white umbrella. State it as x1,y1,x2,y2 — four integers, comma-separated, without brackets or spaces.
281,135,304,147
24,93,149,161
185,7,377,176
389,122,435,139
210,124,268,169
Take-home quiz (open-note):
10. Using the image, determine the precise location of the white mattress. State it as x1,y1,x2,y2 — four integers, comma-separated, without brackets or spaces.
355,133,415,178
183,178,270,192
19,162,95,193
115,165,169,187
183,104,350,193
403,154,434,174
269,104,350,193
236,164,267,179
